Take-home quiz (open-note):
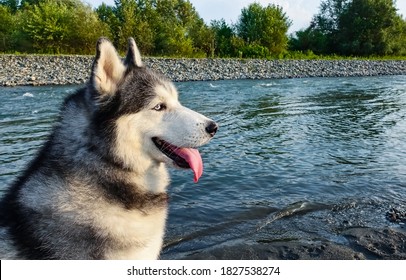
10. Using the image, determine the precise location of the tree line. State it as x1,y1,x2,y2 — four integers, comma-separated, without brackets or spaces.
290,0,406,57
0,0,405,57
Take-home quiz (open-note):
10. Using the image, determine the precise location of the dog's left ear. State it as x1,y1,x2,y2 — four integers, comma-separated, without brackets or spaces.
91,37,125,96
125,37,143,68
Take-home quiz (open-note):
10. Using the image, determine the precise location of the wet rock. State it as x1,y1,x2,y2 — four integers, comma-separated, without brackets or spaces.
162,226,406,260
386,207,406,224
342,227,406,259
166,240,367,260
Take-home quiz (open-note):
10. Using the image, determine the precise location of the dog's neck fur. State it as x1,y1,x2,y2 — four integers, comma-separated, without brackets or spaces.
112,114,170,193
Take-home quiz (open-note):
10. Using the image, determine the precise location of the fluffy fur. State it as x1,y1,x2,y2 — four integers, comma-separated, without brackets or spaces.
0,38,217,259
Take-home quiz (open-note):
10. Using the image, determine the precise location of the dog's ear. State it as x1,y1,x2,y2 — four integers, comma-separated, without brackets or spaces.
125,37,143,68
91,37,125,95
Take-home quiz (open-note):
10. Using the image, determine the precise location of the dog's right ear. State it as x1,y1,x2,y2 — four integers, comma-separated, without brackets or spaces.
91,37,125,96
125,37,143,68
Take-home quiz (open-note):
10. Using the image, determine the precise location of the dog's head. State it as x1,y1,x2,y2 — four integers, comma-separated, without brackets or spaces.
89,38,217,183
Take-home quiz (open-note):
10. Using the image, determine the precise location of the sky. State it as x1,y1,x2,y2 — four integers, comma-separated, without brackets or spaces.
85,0,406,34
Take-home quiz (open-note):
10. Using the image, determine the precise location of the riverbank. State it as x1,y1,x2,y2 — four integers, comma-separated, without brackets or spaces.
1,55,406,86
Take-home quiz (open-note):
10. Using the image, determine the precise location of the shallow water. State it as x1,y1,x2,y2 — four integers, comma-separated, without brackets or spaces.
1,76,406,259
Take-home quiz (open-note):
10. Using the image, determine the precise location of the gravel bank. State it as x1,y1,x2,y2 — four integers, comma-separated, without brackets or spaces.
1,55,406,86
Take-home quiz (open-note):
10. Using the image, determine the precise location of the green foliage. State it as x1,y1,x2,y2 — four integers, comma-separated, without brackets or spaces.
210,19,235,57
240,43,270,59
2,0,403,58
95,3,120,46
115,0,139,51
95,0,213,57
0,5,15,51
9,0,110,54
67,3,111,54
230,36,245,58
19,0,72,53
289,0,406,56
236,3,291,56
152,0,195,56
282,50,320,60
1,0,294,57
337,0,405,56
0,0,20,12
288,28,330,55
188,17,215,57
151,0,216,57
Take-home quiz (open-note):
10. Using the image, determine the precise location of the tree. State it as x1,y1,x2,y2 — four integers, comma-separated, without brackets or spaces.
387,13,406,56
102,0,209,57
312,0,349,35
96,3,120,47
20,0,42,7
290,0,406,56
19,0,71,53
132,0,157,55
261,4,292,54
289,0,349,54
210,19,234,57
151,0,208,57
18,0,110,54
0,0,20,13
236,3,291,56
114,0,139,51
67,3,111,54
337,0,405,56
189,17,215,57
288,26,330,55
176,0,214,57
0,5,15,51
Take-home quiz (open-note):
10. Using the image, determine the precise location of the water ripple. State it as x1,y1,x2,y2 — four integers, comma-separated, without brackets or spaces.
1,78,406,257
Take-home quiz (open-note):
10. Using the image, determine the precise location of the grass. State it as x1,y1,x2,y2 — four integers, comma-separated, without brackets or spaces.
1,50,406,60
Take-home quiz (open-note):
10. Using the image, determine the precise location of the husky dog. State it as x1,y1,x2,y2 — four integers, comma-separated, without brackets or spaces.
0,38,218,259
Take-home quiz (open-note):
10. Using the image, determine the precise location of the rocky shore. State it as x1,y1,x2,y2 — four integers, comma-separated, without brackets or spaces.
162,206,406,260
1,55,406,86
165,226,406,260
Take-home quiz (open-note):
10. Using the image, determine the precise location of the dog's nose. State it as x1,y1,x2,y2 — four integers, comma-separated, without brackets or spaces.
205,121,218,137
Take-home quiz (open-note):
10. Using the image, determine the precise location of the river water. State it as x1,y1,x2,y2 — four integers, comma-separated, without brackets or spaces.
1,76,406,259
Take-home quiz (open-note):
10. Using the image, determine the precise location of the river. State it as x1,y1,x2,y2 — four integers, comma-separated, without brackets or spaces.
1,76,406,259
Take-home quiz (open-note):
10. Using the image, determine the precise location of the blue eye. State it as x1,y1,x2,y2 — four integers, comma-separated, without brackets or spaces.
153,103,166,111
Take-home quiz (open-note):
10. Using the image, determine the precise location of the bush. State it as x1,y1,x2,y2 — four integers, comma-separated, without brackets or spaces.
0,6,15,52
240,43,270,59
6,0,110,54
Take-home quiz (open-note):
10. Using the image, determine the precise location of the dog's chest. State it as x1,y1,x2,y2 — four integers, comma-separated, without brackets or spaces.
100,205,168,259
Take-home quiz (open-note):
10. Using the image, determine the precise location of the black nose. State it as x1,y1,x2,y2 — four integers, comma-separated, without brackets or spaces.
205,121,218,137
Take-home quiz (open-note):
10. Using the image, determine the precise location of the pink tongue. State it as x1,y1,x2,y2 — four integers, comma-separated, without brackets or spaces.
176,148,203,183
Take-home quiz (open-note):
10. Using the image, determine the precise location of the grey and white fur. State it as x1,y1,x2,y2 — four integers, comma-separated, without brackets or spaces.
0,38,218,260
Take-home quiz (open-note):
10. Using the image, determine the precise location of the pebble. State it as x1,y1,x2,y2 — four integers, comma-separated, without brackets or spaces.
1,55,406,86
386,207,406,224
